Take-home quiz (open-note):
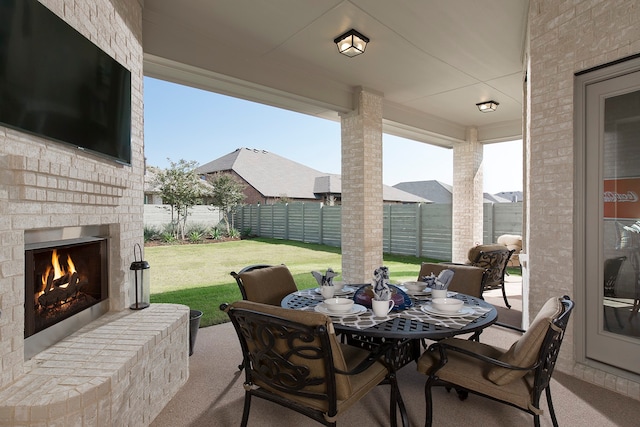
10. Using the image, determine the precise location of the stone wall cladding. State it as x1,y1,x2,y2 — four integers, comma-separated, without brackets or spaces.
0,304,189,426
341,89,383,283
0,0,146,391
452,128,484,263
0,1,188,424
529,0,640,401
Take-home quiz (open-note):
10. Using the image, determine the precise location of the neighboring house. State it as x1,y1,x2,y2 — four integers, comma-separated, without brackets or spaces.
143,166,163,204
393,180,510,204
495,191,523,202
194,147,426,205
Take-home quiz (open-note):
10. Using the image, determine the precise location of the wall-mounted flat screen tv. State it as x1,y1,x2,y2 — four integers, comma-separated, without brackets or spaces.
0,0,132,165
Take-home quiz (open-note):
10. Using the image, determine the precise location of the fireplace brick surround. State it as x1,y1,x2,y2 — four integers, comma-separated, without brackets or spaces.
0,1,189,425
0,305,188,426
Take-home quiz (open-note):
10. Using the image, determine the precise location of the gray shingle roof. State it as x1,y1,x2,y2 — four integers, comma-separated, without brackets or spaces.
195,148,425,203
393,180,451,203
393,180,513,203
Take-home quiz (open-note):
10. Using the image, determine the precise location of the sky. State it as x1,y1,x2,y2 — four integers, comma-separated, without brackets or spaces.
143,77,523,194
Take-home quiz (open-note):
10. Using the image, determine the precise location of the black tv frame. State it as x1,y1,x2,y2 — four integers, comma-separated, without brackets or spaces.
0,0,132,165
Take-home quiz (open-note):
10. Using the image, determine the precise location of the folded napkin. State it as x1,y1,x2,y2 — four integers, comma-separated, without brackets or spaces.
433,269,454,290
311,268,337,287
421,273,436,287
372,266,391,300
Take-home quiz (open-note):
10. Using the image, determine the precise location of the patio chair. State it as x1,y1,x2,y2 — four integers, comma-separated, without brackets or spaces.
416,295,574,427
231,264,298,306
418,262,487,299
448,244,515,309
497,234,523,272
221,300,402,427
603,256,626,330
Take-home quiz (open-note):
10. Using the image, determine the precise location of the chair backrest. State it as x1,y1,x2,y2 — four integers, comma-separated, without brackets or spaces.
497,234,522,267
604,256,626,297
222,300,352,414
467,244,514,288
418,262,487,298
487,296,574,387
230,264,298,305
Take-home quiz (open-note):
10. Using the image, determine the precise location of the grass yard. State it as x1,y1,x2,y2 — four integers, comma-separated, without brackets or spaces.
147,237,440,327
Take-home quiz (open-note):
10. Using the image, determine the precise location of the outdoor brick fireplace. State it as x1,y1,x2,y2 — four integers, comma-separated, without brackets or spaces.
0,1,189,425
23,227,110,360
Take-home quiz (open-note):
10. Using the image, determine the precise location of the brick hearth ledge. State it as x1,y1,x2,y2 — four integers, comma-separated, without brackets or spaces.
0,304,189,426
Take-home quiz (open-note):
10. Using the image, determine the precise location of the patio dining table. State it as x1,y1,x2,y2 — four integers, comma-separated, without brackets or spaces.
281,285,498,427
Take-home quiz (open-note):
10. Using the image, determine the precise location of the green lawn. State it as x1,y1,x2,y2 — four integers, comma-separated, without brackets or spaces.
147,237,441,327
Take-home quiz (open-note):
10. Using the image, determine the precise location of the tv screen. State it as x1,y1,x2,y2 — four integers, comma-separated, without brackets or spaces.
0,0,132,165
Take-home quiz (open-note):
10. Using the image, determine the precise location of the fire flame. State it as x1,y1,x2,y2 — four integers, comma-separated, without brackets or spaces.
40,250,77,291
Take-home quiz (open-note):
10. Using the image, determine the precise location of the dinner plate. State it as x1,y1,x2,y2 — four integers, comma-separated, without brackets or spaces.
314,286,356,296
420,304,475,317
401,287,431,297
315,303,367,317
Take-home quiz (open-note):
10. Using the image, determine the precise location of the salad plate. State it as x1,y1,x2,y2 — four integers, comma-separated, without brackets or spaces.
315,303,367,316
420,304,475,317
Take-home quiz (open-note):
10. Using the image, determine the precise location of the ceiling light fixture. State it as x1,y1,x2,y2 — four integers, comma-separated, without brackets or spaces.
476,100,499,112
334,29,369,57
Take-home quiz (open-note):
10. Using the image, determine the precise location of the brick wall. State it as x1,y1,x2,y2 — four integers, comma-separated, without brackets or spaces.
341,89,384,283
452,127,484,263
528,0,640,400
0,0,189,423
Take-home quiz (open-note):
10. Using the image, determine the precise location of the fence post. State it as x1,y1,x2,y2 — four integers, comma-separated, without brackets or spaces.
257,204,261,236
416,203,422,257
285,203,289,240
319,203,324,245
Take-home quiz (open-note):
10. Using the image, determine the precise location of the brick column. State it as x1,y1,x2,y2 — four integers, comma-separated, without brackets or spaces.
340,88,384,283
452,127,484,262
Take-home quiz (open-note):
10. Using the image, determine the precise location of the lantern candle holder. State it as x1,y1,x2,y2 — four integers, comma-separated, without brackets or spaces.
130,243,150,310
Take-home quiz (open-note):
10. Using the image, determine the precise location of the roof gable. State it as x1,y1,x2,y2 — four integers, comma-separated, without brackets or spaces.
195,147,425,202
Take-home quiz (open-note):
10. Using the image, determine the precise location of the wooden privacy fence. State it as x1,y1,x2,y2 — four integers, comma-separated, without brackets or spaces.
233,202,522,261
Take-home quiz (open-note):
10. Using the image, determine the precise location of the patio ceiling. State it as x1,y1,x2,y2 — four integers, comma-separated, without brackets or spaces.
142,0,529,148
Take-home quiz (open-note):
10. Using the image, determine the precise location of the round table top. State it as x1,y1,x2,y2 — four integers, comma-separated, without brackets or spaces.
281,287,498,340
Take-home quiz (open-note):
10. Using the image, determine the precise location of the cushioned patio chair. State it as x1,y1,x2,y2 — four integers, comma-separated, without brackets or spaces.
416,295,574,427
418,262,487,299
221,300,403,427
230,264,298,306
447,244,515,309
497,234,523,272
230,264,299,370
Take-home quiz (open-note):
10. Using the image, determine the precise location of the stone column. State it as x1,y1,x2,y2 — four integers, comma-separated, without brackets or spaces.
452,127,484,262
340,88,384,283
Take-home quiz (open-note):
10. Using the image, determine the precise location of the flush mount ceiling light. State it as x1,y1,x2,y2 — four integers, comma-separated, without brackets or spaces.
476,100,499,112
334,29,369,57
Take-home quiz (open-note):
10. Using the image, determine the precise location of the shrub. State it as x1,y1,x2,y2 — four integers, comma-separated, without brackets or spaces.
209,227,223,240
185,222,209,236
188,230,204,243
161,232,177,243
144,225,161,242
228,228,240,238
241,227,253,238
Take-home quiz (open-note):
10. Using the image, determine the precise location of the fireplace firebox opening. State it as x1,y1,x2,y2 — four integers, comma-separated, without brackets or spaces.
24,226,110,359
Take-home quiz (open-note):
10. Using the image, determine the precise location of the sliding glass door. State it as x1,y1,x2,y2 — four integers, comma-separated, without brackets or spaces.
584,68,640,374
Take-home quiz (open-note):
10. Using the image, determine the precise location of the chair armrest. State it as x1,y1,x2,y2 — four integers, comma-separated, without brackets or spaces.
428,340,538,372
334,340,396,376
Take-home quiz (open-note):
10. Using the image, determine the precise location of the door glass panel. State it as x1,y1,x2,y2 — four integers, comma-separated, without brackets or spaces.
602,90,640,340
584,68,640,375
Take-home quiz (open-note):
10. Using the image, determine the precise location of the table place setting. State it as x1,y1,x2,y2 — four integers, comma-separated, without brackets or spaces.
284,266,496,332
404,302,494,329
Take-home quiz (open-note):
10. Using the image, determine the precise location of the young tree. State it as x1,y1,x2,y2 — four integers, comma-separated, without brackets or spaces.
154,159,208,240
206,172,246,235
